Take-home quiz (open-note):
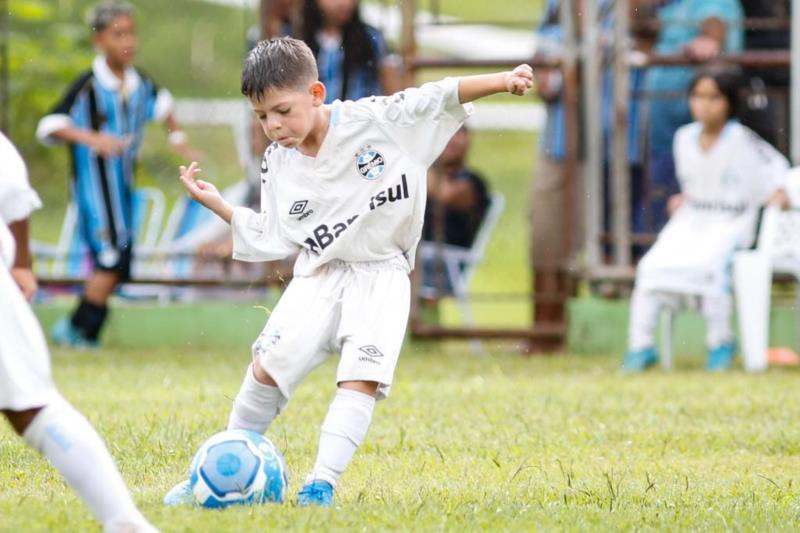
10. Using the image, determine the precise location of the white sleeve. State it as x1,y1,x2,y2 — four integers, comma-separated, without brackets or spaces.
230,162,297,262
748,134,790,203
36,114,74,146
0,134,42,224
672,126,690,192
368,78,473,167
231,207,297,262
153,88,175,123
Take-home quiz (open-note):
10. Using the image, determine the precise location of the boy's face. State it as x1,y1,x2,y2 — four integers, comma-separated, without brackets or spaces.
93,15,137,67
250,82,326,149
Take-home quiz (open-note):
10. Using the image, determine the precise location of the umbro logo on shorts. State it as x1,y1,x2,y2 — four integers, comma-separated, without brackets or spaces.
358,345,383,365
359,345,384,358
290,200,308,215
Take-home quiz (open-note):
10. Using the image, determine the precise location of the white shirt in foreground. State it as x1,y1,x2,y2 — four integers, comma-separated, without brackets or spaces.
231,78,472,276
0,132,42,267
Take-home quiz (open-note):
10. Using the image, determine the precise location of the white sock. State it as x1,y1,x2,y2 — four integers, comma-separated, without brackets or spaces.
227,364,285,433
307,388,376,488
702,292,733,348
22,397,150,532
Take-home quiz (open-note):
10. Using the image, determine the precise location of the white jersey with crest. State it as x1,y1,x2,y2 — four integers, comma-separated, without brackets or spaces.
231,78,472,276
637,121,788,296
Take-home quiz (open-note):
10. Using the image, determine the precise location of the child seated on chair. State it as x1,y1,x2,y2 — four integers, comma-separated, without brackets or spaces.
624,66,788,372
420,125,490,300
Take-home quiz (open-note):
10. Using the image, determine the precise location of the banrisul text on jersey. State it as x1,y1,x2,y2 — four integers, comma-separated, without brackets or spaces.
304,174,410,254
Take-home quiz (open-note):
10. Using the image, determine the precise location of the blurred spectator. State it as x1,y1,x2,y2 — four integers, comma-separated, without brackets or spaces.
301,0,399,102
624,67,788,372
739,0,790,153
421,126,490,303
601,0,659,259
529,0,582,349
643,0,744,233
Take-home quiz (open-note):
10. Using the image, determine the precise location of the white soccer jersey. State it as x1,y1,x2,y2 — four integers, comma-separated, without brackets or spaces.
0,132,42,267
0,132,55,411
637,121,789,296
231,78,472,276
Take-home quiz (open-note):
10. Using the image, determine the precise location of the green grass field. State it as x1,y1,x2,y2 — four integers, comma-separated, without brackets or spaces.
3,326,800,532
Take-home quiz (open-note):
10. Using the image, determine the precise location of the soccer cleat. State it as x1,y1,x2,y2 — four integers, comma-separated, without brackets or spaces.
297,480,334,507
622,347,659,372
706,342,736,371
51,317,98,350
163,479,194,507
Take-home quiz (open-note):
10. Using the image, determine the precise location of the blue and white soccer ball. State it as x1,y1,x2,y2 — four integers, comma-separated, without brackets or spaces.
188,429,288,508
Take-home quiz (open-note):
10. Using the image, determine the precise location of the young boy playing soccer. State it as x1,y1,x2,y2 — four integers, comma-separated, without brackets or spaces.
36,1,196,348
0,132,156,533
166,37,532,506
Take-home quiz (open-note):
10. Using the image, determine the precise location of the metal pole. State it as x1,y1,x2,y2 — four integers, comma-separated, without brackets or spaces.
560,0,578,264
792,0,800,163
612,0,632,266
582,0,602,271
400,0,417,87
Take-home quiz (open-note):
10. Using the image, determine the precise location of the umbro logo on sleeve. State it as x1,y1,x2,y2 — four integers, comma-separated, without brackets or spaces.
290,200,314,221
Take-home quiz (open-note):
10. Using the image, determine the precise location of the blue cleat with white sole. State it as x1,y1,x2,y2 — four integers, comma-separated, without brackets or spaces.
51,317,98,350
622,347,659,373
706,342,736,371
163,479,195,507
297,480,333,507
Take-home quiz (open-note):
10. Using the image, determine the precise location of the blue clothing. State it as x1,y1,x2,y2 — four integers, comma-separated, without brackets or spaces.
538,0,641,163
645,0,744,151
40,57,165,276
536,0,566,161
316,25,387,103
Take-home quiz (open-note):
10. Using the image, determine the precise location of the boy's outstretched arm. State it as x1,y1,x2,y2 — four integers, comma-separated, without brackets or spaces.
178,161,233,224
456,64,534,104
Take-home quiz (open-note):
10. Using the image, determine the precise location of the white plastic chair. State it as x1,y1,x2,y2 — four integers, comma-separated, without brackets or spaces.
733,204,800,372
418,192,506,347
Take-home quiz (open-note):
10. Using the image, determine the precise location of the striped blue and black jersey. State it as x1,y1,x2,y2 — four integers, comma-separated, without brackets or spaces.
37,55,173,269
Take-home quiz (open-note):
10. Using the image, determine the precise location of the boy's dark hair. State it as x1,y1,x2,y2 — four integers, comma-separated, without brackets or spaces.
241,37,319,100
88,1,135,33
689,65,742,120
301,0,380,100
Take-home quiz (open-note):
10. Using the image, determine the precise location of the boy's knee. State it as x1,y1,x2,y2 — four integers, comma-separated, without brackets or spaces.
251,361,279,387
2,407,43,435
338,380,380,397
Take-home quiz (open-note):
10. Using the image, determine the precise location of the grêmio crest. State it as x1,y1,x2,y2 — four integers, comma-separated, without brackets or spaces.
355,144,386,180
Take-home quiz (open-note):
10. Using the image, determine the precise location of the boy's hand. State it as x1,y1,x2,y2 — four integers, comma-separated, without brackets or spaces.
769,188,791,210
667,193,686,216
87,132,129,157
178,162,233,223
10,267,37,301
179,162,219,204
505,64,534,96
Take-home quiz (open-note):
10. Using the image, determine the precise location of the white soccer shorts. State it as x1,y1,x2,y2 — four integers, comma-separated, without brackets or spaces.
251,258,410,401
0,261,57,410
